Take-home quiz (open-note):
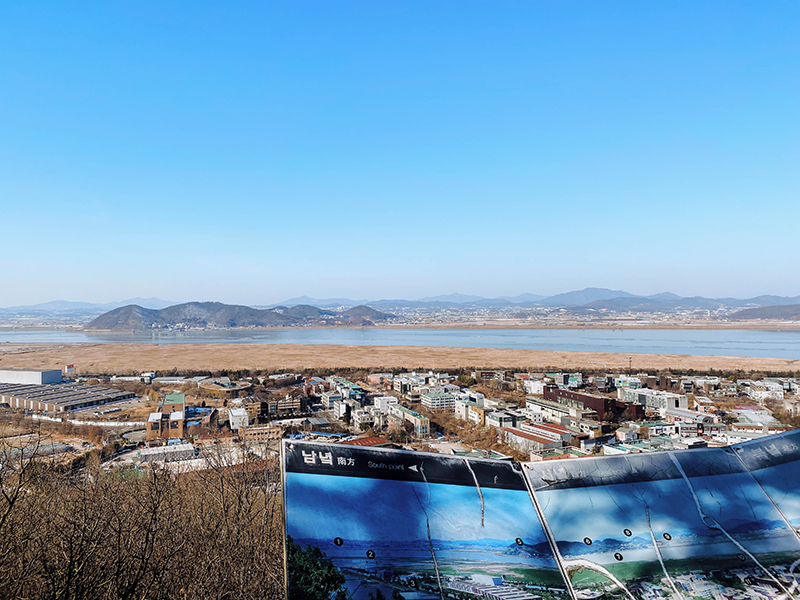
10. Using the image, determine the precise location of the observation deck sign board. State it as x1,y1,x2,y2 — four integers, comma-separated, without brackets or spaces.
283,431,800,600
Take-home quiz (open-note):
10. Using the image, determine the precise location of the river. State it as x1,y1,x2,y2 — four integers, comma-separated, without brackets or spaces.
1,328,799,359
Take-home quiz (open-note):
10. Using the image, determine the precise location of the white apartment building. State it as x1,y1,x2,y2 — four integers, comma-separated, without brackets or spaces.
518,407,545,424
373,395,399,413
454,398,488,426
352,408,375,432
523,379,547,395
740,380,784,402
614,376,642,389
619,388,688,414
321,390,342,410
420,392,456,410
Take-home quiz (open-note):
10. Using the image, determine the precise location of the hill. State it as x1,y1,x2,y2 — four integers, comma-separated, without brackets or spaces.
85,305,165,331
538,288,637,307
339,305,394,324
729,304,800,320
85,302,394,332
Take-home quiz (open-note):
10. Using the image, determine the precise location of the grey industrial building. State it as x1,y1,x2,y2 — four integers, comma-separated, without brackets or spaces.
0,382,135,413
0,368,63,385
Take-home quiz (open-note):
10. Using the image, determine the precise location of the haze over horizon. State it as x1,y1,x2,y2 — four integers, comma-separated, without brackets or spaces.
2,2,798,307
3,287,800,312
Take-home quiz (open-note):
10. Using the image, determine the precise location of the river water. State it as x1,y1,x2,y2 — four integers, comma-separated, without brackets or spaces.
1,328,799,359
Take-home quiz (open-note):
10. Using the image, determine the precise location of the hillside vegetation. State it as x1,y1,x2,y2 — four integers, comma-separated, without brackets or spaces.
730,304,800,320
0,434,284,600
85,302,394,331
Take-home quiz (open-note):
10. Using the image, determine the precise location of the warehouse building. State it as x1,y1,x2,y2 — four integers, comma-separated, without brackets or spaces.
0,382,134,412
0,368,63,385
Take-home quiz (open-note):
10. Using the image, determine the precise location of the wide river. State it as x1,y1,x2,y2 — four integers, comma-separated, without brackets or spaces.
1,328,800,359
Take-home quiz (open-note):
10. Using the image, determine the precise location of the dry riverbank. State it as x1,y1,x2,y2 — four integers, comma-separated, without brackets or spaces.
1,342,798,374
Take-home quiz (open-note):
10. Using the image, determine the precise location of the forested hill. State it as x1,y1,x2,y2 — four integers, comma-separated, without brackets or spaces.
85,302,394,331
730,304,800,320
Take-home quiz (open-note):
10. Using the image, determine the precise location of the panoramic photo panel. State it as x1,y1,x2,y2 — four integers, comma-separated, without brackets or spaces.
736,429,800,529
283,440,572,600
525,446,800,600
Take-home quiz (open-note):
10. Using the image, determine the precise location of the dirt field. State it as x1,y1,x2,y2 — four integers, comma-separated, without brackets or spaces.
1,342,798,374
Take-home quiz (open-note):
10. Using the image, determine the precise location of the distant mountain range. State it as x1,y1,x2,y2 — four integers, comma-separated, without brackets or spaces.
5,288,800,326
273,288,800,312
84,302,394,332
0,298,175,316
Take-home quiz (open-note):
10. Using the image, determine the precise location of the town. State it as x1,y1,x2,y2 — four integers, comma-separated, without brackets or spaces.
2,364,798,469
4,365,800,600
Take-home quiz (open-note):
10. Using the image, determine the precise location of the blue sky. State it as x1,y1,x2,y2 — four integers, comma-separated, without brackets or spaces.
1,2,798,305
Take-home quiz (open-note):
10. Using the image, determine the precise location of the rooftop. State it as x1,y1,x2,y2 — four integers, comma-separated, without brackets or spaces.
338,437,393,447
164,393,185,405
503,427,555,446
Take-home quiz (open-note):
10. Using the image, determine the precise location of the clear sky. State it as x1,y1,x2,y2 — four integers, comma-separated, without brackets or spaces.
1,1,798,306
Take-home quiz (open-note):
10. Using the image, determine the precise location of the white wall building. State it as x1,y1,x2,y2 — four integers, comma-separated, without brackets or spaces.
519,407,545,424
373,396,398,413
619,388,688,414
352,408,375,432
228,407,249,431
0,369,62,385
420,392,456,411
523,380,546,395
321,390,342,410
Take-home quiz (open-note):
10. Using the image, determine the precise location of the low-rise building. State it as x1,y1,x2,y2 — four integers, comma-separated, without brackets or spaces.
274,393,306,415
502,427,562,453
366,372,393,385
473,370,506,382
0,381,135,413
0,368,62,385
619,388,688,414
616,427,638,442
228,407,249,431
420,392,457,411
454,398,490,426
146,393,186,442
694,396,716,412
198,377,252,399
320,390,342,410
485,411,516,429
518,407,545,424
373,395,398,413
663,407,715,424
388,404,430,437
526,396,597,422
529,447,592,462
560,415,606,438
545,387,644,421
593,375,615,393
615,376,642,389
352,407,377,432
739,380,785,402
519,421,573,443
547,372,583,389
146,394,217,442
523,379,547,395
240,424,283,443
